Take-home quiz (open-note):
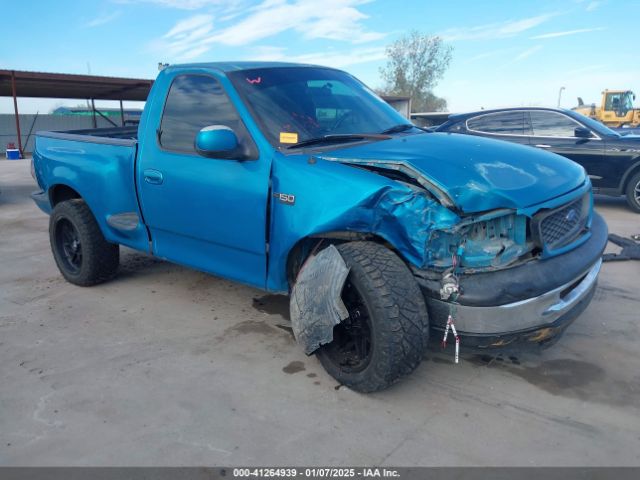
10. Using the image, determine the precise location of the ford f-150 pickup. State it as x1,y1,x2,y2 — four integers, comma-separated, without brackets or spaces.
31,62,608,392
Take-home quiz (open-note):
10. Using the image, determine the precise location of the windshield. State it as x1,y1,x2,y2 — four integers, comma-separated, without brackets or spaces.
228,67,412,148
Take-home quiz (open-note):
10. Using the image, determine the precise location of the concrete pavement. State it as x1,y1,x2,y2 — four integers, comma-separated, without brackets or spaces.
1,158,639,466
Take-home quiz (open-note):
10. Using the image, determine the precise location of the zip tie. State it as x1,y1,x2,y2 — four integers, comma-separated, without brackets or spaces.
442,248,463,364
441,314,460,364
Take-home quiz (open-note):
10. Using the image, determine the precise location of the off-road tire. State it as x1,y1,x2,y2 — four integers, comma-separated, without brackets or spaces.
316,241,429,392
49,199,119,286
625,172,640,213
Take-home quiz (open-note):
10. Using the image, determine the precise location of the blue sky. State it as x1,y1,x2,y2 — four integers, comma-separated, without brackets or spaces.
2,0,638,113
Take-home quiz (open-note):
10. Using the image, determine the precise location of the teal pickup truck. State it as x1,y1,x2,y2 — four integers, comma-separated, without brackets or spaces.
31,62,607,391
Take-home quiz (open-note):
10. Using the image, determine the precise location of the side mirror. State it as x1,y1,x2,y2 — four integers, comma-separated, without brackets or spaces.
574,126,593,139
195,126,240,159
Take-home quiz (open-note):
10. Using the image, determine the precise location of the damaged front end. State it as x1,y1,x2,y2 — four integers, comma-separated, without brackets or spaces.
328,157,548,273
324,156,595,273
426,209,532,271
289,155,604,355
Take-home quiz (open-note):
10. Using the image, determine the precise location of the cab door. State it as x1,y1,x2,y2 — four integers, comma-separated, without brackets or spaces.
136,71,270,289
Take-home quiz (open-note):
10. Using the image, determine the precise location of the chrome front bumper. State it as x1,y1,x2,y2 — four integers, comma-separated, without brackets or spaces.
426,258,601,335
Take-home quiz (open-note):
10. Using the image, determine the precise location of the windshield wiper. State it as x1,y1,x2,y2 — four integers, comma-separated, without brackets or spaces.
380,123,415,134
286,133,390,149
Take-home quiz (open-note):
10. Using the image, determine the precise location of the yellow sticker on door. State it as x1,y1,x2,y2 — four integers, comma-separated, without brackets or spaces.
279,132,299,144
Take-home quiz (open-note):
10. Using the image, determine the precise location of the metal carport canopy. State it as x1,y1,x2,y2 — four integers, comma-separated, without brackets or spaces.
0,69,153,101
0,69,153,155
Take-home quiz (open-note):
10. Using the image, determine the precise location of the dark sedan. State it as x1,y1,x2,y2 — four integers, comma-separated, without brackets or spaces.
436,107,640,212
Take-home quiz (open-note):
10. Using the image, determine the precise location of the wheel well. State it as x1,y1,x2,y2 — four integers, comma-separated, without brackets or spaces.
49,184,81,206
285,232,399,288
622,163,640,193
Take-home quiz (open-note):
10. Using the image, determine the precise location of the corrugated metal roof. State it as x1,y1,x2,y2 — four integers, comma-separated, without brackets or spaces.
0,70,153,101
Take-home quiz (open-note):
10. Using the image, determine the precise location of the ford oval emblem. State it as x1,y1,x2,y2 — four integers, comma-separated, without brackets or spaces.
565,208,578,223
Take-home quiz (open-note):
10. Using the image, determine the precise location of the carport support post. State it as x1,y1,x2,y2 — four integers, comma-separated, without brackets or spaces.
10,70,23,157
119,100,125,127
91,99,97,128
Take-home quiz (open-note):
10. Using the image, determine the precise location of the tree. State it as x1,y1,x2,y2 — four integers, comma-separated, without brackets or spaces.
379,31,452,112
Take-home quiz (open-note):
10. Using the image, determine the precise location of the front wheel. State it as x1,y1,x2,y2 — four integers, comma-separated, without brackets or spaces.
316,242,429,392
625,172,640,213
50,199,120,286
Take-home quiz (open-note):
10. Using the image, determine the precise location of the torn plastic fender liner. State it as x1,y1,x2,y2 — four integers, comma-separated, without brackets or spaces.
290,245,350,355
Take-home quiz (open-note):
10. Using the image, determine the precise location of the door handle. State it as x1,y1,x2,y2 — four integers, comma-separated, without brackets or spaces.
143,169,164,185
535,144,551,148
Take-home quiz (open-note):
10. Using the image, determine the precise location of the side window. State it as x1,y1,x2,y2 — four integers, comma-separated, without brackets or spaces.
159,75,245,152
530,111,580,137
467,111,526,135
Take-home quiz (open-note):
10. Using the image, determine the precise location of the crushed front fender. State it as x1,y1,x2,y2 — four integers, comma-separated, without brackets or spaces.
266,154,460,292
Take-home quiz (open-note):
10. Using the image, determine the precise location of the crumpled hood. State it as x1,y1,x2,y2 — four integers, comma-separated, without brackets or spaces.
318,132,587,213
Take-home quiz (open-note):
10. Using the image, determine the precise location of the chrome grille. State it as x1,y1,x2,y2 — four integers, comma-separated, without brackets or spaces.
535,195,589,251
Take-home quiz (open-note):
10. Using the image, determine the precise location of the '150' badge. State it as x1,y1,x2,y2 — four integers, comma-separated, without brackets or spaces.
274,192,295,205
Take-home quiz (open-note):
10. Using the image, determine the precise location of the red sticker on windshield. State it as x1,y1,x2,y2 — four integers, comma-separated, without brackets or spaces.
246,76,261,84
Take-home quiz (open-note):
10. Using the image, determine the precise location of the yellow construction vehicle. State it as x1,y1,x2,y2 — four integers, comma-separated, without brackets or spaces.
573,89,640,128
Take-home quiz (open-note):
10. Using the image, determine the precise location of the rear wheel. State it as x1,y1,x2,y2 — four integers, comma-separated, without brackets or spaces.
625,172,640,213
50,199,120,286
316,242,429,392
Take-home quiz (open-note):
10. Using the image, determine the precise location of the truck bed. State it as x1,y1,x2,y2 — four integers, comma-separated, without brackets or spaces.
32,126,149,253
37,126,138,145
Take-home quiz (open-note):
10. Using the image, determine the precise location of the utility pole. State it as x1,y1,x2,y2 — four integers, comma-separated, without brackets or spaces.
10,70,24,156
86,62,92,113
557,86,566,108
